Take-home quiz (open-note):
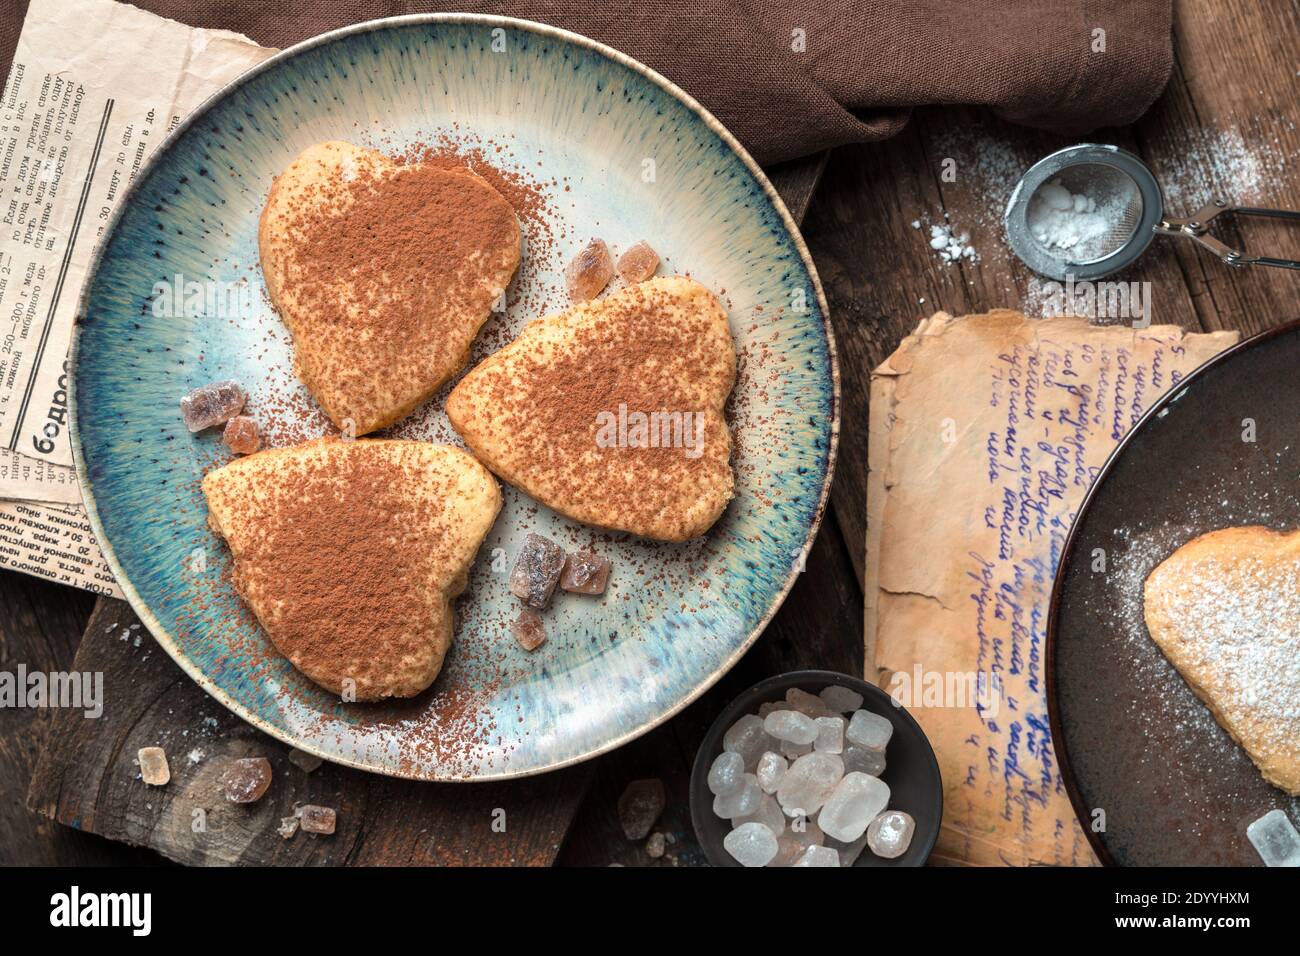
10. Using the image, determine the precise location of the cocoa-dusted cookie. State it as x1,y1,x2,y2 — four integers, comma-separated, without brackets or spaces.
202,438,500,701
259,141,520,435
447,276,736,542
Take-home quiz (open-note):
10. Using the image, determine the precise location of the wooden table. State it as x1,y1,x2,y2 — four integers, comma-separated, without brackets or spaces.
1,0,1295,866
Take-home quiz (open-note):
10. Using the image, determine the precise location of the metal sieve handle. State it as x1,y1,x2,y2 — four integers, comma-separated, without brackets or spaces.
1156,199,1300,270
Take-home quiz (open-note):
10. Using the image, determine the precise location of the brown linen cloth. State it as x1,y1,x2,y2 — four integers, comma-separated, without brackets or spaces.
0,1,1173,165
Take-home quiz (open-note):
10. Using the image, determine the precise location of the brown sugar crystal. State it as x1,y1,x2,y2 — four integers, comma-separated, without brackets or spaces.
220,757,273,804
509,533,566,608
616,241,659,283
512,609,547,651
298,804,336,835
137,747,170,786
288,748,324,773
565,239,614,301
560,548,611,595
222,415,261,454
180,380,246,432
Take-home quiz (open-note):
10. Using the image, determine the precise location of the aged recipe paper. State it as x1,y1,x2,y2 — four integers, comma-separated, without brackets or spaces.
0,0,274,594
865,310,1237,866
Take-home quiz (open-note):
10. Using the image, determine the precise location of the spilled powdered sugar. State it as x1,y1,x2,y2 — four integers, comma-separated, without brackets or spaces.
1157,125,1292,211
1107,524,1230,741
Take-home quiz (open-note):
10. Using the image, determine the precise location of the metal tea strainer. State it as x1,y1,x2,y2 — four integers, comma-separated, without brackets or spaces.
1004,143,1300,281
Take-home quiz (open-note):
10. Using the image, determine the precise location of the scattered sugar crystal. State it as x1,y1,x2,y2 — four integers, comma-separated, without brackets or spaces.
616,241,659,283
565,238,615,301
713,773,761,819
925,222,979,264
814,716,845,754
846,709,893,751
179,380,246,432
733,792,785,836
618,778,665,840
756,751,787,793
220,756,272,804
560,548,611,595
645,831,666,858
819,685,864,714
511,609,547,651
509,534,566,609
723,714,777,770
1246,809,1300,867
771,815,823,866
866,810,916,859
707,750,744,796
825,832,869,866
819,772,891,843
723,822,779,867
221,415,260,454
137,746,170,786
776,752,844,816
785,687,834,718
298,804,336,835
764,709,817,744
278,815,300,839
793,844,840,867
288,748,323,773
842,744,886,777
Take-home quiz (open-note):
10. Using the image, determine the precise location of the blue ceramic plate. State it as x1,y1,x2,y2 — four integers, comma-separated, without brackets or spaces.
71,15,838,780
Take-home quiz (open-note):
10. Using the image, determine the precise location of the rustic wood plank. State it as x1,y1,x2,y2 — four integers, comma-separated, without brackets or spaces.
26,597,591,866
1133,0,1300,336
0,572,161,864
764,151,830,227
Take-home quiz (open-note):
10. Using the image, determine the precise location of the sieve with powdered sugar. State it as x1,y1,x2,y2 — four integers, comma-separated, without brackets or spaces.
1004,143,1300,280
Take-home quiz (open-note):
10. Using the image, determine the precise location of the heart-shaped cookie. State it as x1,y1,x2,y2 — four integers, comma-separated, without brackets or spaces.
1144,526,1300,794
259,141,520,435
446,275,735,542
202,438,500,701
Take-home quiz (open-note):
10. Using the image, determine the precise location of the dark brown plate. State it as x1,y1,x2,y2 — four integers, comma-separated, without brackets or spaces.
1048,320,1300,866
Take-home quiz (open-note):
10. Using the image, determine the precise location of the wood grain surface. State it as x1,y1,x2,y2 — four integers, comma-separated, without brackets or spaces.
3,0,1297,866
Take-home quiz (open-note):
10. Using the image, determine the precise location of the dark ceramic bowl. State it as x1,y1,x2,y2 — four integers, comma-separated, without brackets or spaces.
690,669,943,866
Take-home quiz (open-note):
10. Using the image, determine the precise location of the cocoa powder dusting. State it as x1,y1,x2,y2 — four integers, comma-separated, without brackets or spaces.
453,280,735,541
277,157,518,414
259,134,570,446
205,441,463,700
